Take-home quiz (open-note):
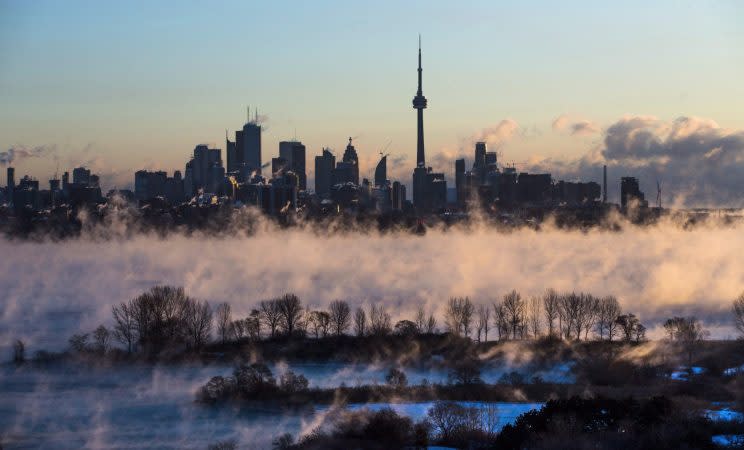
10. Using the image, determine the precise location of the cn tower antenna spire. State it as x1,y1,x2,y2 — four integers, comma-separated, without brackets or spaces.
413,34,428,167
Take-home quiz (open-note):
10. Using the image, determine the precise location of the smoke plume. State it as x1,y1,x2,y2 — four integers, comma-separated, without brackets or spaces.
0,145,57,167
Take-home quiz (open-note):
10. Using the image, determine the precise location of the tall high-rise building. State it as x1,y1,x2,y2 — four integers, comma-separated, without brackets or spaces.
188,144,224,194
314,148,335,198
72,167,91,185
455,158,465,204
6,167,14,189
241,118,262,175
226,130,237,173
342,138,359,185
603,165,608,204
374,154,387,187
6,167,14,206
61,171,69,196
474,142,486,170
279,141,307,190
412,36,430,211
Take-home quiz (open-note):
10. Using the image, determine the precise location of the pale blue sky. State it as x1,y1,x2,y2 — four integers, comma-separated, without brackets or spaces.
1,0,743,187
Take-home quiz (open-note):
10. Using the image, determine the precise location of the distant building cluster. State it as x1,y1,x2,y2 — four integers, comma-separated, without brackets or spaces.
1,39,651,221
1,165,104,213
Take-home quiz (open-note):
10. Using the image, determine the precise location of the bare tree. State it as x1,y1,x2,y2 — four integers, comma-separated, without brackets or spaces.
446,297,474,337
578,294,600,340
426,312,437,334
231,319,246,340
369,304,392,336
634,323,647,343
307,311,322,338
276,294,303,336
215,302,233,344
527,296,542,339
329,300,351,336
307,310,331,338
596,296,621,341
461,298,474,337
415,306,427,334
93,325,111,354
558,293,581,340
245,310,261,340
734,292,744,339
675,317,709,367
69,333,89,352
112,301,136,353
503,290,525,340
129,286,190,353
445,298,462,335
477,304,490,342
259,299,282,338
542,289,560,338
615,313,641,343
492,301,508,341
663,316,686,341
354,307,367,337
183,298,213,349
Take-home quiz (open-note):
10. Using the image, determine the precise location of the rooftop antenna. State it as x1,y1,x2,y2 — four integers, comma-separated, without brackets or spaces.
247,106,250,123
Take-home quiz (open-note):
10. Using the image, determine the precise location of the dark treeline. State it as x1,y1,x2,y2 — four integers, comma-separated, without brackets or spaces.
13,286,744,364
262,396,733,450
108,286,651,357
63,287,652,361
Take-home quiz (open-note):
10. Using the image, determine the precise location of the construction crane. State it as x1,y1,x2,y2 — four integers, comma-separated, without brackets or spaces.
378,139,392,158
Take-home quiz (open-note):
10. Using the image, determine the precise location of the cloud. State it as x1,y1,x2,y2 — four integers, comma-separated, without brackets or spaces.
474,119,521,146
0,145,57,167
552,115,600,136
533,115,744,207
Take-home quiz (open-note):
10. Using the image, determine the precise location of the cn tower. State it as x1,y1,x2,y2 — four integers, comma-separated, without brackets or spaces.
413,35,427,167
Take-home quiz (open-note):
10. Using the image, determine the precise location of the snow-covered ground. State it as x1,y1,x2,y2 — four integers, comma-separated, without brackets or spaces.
669,366,706,381
723,364,744,376
333,401,543,430
712,434,744,447
705,407,744,423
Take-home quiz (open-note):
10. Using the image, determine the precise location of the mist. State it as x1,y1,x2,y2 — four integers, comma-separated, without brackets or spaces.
1,214,743,356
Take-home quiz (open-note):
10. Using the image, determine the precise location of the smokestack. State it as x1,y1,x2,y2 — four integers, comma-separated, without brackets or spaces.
603,165,607,204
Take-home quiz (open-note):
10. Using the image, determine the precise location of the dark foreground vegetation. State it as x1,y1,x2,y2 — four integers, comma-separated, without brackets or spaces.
10,286,744,449
268,396,739,450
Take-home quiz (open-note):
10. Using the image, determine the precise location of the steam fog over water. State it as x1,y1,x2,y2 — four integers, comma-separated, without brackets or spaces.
0,362,545,448
2,216,744,355
1,217,743,448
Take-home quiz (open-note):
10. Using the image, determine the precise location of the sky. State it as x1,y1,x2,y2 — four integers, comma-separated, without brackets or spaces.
1,0,743,204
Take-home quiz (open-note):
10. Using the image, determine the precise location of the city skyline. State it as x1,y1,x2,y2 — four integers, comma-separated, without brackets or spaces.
2,1,744,206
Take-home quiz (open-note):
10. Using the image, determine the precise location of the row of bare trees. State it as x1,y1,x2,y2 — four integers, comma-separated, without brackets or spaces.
445,289,645,342
111,286,213,354
100,286,744,355
216,296,438,342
